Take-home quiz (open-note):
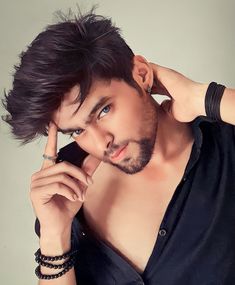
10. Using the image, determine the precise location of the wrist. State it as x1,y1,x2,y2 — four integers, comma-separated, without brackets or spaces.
191,82,208,119
34,247,77,278
39,227,72,256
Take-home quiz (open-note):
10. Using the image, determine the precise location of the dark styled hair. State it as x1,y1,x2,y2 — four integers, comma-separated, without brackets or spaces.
2,8,141,144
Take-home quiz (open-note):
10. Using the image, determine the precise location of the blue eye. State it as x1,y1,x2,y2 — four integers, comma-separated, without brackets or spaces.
99,104,111,118
69,104,111,139
69,129,84,138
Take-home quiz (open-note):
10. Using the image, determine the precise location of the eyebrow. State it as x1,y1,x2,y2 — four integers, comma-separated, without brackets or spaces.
57,96,111,134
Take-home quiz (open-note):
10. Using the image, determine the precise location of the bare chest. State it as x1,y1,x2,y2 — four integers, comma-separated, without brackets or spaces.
83,165,186,273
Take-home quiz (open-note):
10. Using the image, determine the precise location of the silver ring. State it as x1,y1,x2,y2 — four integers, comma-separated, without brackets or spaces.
42,154,58,161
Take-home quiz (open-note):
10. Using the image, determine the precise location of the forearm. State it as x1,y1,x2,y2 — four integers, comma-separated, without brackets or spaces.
220,87,235,125
150,63,235,125
38,228,77,285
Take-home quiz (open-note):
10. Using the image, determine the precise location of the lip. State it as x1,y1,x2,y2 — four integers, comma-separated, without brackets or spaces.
110,144,128,160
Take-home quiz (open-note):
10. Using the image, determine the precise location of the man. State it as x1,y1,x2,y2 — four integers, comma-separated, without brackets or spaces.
2,9,235,285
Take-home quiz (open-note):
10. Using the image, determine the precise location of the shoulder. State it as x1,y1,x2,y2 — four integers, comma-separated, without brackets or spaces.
192,116,235,151
201,118,235,140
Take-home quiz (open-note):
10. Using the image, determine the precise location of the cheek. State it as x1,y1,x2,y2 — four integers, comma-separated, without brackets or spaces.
110,106,142,135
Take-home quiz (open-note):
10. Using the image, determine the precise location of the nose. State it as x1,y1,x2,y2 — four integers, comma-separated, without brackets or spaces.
89,125,113,153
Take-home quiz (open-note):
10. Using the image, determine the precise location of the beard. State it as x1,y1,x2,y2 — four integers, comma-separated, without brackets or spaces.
104,101,158,175
109,137,157,174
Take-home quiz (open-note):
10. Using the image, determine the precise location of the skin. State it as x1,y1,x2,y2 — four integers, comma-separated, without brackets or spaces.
54,80,159,175
52,56,193,174
30,55,235,282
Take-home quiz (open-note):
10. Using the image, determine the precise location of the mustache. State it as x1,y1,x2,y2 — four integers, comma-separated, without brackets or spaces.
103,138,141,159
104,143,128,157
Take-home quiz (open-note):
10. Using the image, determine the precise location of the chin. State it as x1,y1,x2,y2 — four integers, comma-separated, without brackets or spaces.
110,154,152,175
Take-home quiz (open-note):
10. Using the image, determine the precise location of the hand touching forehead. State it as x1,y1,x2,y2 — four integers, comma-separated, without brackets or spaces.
41,122,58,170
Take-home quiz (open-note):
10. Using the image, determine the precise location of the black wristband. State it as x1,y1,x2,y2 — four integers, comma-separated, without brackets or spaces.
205,82,226,121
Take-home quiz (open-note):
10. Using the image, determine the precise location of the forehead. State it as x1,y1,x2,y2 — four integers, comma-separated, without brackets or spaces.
52,79,114,127
62,79,112,107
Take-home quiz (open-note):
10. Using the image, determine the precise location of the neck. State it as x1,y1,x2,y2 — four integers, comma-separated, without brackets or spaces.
150,100,194,166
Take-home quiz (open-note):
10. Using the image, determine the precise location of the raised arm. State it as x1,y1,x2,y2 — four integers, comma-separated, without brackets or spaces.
30,122,100,284
149,61,235,125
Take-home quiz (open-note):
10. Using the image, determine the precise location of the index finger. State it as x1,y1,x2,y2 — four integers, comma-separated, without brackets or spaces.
41,121,58,170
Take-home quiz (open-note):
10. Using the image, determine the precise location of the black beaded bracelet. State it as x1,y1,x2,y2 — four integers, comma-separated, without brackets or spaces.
35,263,74,280
34,248,78,279
35,255,75,269
34,248,79,261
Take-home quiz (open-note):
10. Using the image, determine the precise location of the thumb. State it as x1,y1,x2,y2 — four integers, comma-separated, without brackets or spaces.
81,154,101,177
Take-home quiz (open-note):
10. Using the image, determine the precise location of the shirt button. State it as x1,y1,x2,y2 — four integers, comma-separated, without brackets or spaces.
159,229,167,236
183,176,187,181
82,231,86,236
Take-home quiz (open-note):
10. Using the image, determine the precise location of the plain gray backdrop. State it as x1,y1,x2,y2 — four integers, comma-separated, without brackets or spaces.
1,0,235,284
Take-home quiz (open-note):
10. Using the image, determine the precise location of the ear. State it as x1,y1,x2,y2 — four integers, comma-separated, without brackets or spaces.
132,55,154,93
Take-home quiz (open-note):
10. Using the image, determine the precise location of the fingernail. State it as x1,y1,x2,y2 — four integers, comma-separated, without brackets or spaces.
73,194,78,200
82,192,86,201
87,176,93,185
79,194,85,202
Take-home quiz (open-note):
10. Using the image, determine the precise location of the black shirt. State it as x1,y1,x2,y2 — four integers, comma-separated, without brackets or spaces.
35,116,235,285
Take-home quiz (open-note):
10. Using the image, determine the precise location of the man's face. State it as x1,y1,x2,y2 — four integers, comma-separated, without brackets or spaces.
53,79,158,174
